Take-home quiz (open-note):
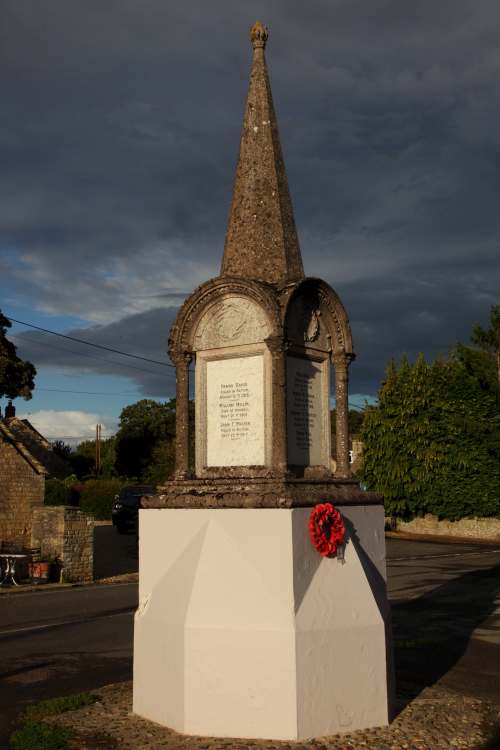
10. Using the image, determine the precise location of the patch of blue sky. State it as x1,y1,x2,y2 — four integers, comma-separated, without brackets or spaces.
330,393,377,411
3,301,90,333
1,368,146,420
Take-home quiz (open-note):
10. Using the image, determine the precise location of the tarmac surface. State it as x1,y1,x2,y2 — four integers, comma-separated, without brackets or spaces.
1,534,499,747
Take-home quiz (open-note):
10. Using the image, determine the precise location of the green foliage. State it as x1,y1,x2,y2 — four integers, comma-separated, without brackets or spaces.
143,440,176,485
115,399,177,480
44,479,71,506
0,311,36,400
454,303,500,393
10,721,70,750
361,354,500,520
69,437,116,479
454,343,498,395
471,302,500,357
79,479,124,520
62,474,78,487
330,408,365,436
10,692,97,750
23,693,97,721
51,441,72,462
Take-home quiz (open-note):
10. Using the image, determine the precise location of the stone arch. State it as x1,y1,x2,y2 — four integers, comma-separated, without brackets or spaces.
169,276,282,360
283,277,354,479
283,277,354,356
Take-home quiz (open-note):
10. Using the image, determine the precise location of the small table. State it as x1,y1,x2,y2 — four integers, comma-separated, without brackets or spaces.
0,553,29,586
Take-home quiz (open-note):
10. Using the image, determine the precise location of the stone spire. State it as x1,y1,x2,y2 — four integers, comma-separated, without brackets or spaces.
221,22,304,285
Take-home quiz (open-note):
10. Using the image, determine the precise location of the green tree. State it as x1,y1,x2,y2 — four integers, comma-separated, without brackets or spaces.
143,440,176,485
115,399,176,480
0,310,36,400
52,440,73,461
454,303,500,393
330,408,365,437
361,353,499,520
471,302,500,383
70,437,116,479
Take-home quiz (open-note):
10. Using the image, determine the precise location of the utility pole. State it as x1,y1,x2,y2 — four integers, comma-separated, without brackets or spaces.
95,423,101,475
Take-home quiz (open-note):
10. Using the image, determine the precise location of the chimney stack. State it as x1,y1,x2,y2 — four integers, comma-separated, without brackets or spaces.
5,400,16,420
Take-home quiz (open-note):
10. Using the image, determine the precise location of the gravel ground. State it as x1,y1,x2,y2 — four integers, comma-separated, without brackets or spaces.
50,681,499,750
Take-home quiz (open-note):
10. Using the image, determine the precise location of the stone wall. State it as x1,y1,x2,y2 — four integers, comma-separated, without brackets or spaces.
351,437,363,474
391,513,500,542
0,438,44,547
31,506,94,582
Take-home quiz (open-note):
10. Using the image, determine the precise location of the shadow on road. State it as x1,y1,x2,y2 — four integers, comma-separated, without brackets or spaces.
392,563,500,709
93,525,138,580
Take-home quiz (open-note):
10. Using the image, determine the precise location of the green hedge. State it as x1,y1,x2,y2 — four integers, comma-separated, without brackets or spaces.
361,355,500,521
79,479,124,520
44,479,71,506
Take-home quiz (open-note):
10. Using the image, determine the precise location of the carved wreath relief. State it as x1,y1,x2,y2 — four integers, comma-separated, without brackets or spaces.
193,296,271,351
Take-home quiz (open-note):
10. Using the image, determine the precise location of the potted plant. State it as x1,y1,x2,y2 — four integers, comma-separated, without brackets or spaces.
29,555,63,584
29,559,51,584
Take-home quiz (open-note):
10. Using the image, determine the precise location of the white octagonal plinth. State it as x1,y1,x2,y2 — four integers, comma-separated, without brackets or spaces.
133,506,392,741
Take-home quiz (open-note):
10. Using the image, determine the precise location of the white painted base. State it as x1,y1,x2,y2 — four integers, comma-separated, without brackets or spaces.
133,506,392,740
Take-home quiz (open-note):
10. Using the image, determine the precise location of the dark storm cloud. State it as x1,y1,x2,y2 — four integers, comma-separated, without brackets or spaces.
2,1,499,395
14,307,179,398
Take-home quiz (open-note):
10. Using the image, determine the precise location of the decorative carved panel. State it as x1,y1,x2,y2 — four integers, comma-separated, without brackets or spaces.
193,296,272,351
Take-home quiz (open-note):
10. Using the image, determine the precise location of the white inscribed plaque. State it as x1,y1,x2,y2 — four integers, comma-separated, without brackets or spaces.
206,355,265,467
287,357,325,466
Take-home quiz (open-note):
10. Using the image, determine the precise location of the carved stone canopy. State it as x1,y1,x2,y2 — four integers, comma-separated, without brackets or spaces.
283,278,354,359
168,275,353,365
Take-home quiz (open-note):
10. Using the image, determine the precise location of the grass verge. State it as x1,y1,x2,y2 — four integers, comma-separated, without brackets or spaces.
10,721,71,750
9,691,99,750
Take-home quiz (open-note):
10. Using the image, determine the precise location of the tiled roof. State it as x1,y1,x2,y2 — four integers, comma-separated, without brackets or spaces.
0,421,47,475
2,418,68,478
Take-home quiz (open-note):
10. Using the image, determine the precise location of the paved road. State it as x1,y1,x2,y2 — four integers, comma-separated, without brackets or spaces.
0,537,498,744
0,583,137,743
387,538,500,710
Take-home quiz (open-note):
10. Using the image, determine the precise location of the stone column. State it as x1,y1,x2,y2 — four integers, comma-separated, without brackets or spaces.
173,351,192,479
267,336,288,475
333,351,352,479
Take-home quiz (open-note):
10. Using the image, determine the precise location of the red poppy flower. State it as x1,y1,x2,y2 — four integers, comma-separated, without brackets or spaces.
308,503,345,557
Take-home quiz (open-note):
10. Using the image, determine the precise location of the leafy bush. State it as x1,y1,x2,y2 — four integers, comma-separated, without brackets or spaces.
44,479,71,507
10,721,70,750
361,355,500,521
79,479,124,520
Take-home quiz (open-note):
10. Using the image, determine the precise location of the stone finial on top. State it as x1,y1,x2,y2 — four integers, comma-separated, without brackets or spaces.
250,21,268,50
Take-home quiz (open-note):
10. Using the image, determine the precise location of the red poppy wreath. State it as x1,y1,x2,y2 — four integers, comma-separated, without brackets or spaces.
308,503,345,557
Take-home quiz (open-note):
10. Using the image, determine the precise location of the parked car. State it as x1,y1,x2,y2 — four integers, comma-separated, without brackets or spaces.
112,485,155,534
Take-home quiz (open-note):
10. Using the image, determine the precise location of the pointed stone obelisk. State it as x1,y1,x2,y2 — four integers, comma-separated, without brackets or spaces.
134,22,392,741
222,21,304,284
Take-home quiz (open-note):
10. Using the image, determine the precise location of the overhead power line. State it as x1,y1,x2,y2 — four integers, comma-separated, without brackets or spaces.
7,316,374,410
36,387,141,396
10,333,172,379
7,315,175,369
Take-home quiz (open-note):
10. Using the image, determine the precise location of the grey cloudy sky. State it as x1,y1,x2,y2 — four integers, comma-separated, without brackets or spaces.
2,0,499,421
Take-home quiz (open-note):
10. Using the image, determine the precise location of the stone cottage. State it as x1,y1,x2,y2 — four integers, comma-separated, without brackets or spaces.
0,403,67,547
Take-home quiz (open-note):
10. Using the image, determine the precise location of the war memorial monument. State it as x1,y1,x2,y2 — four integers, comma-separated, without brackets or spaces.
133,22,392,741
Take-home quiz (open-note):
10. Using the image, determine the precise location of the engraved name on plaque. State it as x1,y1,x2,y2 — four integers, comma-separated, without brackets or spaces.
286,356,326,466
206,355,265,467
